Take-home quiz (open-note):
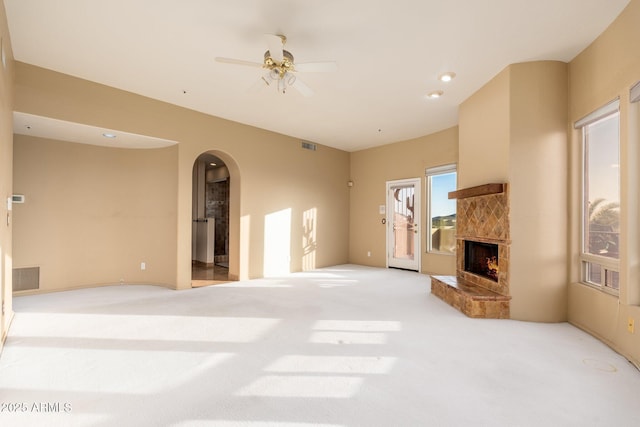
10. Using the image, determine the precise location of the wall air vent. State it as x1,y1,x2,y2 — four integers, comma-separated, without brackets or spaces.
301,141,317,151
13,267,40,291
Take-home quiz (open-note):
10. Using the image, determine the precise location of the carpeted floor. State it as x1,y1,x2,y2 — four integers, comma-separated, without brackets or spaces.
1,265,639,426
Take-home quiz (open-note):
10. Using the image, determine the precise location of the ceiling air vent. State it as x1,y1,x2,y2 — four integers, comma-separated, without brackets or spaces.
301,141,317,151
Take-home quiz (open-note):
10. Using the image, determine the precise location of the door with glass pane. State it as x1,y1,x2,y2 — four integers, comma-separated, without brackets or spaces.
387,178,420,271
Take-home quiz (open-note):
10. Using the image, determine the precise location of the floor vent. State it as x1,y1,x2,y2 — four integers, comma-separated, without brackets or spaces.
13,267,40,291
301,141,317,151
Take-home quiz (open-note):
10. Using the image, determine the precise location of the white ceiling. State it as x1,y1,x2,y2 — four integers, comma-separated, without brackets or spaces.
4,0,631,152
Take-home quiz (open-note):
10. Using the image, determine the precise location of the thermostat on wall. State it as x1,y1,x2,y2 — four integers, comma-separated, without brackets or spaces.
12,194,25,204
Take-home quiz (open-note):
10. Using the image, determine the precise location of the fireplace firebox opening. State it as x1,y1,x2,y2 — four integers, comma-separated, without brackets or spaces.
464,240,499,282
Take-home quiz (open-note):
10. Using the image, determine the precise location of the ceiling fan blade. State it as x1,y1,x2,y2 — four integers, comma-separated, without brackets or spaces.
295,61,338,73
265,34,284,63
290,75,314,97
248,77,268,93
215,57,263,68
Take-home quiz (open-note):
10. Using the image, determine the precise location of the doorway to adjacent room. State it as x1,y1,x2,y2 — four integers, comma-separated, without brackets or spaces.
386,178,421,271
191,153,230,286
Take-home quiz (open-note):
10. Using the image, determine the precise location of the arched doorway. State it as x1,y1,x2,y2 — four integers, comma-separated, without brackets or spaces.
191,152,233,286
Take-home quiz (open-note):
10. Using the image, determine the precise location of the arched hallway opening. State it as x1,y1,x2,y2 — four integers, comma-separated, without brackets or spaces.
191,152,232,287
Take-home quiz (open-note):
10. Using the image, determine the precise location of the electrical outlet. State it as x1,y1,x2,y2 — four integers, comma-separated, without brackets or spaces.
628,317,635,334
367,251,371,257
141,262,146,271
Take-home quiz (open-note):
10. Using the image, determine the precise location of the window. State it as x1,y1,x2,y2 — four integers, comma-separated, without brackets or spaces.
575,100,620,292
426,164,456,254
631,81,640,305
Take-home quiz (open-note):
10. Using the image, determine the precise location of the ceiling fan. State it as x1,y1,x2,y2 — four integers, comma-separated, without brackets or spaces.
215,34,337,97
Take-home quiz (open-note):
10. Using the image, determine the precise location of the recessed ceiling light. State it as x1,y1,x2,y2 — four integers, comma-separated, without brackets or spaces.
439,72,456,82
427,90,444,99
210,162,217,166
102,132,117,138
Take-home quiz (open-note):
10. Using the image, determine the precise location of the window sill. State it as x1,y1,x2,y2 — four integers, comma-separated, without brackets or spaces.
578,281,619,297
427,250,455,256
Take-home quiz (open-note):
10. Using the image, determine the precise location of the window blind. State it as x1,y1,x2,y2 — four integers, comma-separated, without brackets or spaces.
574,98,620,128
631,81,640,103
426,164,456,176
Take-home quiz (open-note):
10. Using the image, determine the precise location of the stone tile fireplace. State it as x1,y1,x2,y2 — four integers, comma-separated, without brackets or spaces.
431,183,511,318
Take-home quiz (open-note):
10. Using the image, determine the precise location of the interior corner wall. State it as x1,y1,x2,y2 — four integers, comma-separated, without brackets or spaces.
567,0,640,367
13,62,351,289
12,135,179,291
0,0,14,347
508,61,568,322
348,126,458,274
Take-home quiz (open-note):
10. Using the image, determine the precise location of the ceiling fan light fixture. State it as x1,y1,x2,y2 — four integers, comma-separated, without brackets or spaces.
269,68,280,80
217,34,333,97
264,50,294,69
278,77,287,94
439,72,456,82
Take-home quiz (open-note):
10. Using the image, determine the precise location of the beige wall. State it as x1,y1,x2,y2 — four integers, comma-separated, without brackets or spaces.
13,136,178,290
0,0,13,349
458,69,510,189
509,61,568,322
13,62,350,289
568,0,640,367
458,61,569,322
349,126,458,274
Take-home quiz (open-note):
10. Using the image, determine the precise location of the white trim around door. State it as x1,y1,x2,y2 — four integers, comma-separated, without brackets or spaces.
386,178,421,271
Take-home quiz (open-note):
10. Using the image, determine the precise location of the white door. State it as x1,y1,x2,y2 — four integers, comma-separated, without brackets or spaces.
386,178,421,271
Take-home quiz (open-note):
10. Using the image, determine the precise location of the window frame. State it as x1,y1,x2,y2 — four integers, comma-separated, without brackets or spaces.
425,164,457,255
576,100,620,294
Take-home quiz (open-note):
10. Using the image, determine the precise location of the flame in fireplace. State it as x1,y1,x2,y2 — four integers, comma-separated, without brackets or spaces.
486,256,499,280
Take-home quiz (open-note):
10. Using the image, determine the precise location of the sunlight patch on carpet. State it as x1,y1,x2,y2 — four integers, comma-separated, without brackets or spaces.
236,375,363,398
265,355,396,374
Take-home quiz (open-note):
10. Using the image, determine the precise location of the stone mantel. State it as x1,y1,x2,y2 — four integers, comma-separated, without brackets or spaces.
448,183,505,200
